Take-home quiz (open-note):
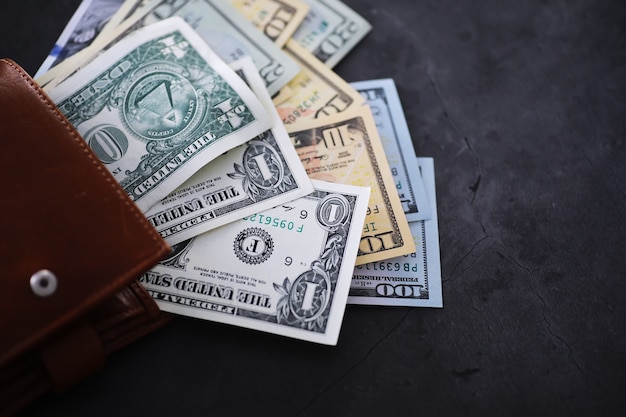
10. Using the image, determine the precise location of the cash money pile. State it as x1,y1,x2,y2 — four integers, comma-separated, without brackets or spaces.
37,0,442,345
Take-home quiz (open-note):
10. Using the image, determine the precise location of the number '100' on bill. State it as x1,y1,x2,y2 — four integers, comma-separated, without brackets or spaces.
350,158,442,307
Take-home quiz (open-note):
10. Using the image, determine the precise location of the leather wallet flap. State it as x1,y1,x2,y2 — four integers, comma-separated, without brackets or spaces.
0,59,171,366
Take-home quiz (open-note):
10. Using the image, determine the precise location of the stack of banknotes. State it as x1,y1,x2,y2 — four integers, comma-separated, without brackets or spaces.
37,0,442,345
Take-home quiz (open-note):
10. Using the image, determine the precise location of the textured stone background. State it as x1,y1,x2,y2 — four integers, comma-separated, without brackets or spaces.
2,0,625,415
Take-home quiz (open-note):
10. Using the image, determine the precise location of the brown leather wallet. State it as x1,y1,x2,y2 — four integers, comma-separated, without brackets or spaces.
0,59,172,416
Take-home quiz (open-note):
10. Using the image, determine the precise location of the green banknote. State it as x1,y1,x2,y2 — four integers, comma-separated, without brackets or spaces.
140,179,370,345
48,17,272,212
143,57,313,245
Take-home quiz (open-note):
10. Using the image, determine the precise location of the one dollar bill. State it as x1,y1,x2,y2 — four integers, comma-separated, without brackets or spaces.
48,17,272,212
141,179,370,345
143,56,313,244
350,158,443,307
286,106,416,264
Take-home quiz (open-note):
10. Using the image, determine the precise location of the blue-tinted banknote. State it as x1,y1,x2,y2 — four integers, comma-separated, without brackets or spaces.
350,157,442,307
351,78,432,222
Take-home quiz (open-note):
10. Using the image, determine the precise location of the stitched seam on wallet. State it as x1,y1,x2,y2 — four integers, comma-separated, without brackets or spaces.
0,60,170,360
94,306,144,331
93,282,159,330
131,281,161,315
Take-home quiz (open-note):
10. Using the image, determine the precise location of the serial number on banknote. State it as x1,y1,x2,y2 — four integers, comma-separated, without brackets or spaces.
242,213,305,232
354,254,420,273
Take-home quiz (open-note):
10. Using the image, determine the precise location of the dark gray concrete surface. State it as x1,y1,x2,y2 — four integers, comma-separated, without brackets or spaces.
2,0,625,415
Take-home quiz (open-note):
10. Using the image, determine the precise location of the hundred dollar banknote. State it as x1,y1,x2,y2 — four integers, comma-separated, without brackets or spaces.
48,17,272,212
350,157,443,307
144,56,313,244
230,0,309,47
276,40,364,125
292,0,371,68
35,0,125,78
140,179,370,345
286,106,416,264
351,79,431,222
